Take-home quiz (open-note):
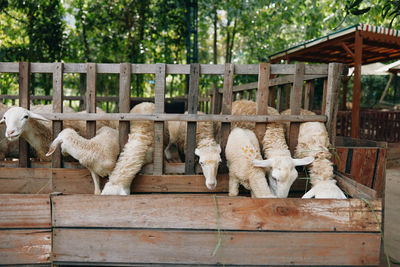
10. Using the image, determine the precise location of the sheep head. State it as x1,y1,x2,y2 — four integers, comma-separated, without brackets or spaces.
46,128,76,157
302,179,346,199
253,156,314,198
1,107,48,141
101,181,130,195
195,144,221,190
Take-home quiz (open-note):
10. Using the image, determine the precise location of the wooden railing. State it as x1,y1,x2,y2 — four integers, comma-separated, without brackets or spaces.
337,110,400,142
0,62,343,174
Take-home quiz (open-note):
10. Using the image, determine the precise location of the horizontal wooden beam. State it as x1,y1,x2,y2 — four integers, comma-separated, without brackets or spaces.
39,112,327,123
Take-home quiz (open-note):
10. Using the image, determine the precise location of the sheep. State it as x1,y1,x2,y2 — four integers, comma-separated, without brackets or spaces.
165,112,222,190
0,103,19,160
225,127,275,198
101,102,155,195
45,126,119,195
231,99,313,197
280,109,346,199
0,105,116,161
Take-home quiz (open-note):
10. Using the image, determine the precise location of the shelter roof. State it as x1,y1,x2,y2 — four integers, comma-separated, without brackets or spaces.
269,24,400,66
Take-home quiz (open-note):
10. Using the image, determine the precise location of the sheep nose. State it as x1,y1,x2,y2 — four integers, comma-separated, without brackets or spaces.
7,130,15,136
206,182,216,190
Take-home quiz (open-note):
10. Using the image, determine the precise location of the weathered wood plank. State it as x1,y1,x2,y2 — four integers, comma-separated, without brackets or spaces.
119,63,131,151
52,195,381,232
153,63,166,175
0,167,51,194
52,229,380,266
52,62,64,168
0,230,51,265
185,63,200,174
335,172,377,200
255,63,270,144
289,63,304,154
19,62,30,168
86,63,97,138
0,194,51,228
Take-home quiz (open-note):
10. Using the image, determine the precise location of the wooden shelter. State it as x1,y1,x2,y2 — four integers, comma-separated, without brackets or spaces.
269,24,400,138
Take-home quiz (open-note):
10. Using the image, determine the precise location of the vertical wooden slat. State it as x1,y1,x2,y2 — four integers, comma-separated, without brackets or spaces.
285,84,290,109
153,63,166,175
52,62,64,168
276,86,283,112
304,80,315,110
255,63,270,144
321,78,328,114
18,62,30,168
119,63,131,152
289,63,305,154
211,88,221,115
325,63,344,146
86,63,97,138
220,63,234,171
185,63,200,174
351,31,363,138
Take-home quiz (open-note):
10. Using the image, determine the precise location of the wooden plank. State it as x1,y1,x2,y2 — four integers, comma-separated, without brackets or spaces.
0,167,52,194
53,229,380,266
52,62,63,168
373,148,386,197
325,63,343,146
289,63,305,154
0,194,51,228
255,63,270,144
86,63,97,138
304,80,315,110
0,230,51,265
52,195,381,232
321,77,328,114
39,112,327,123
19,62,30,168
335,172,377,200
185,64,200,174
0,62,19,72
153,63,166,175
119,63,131,151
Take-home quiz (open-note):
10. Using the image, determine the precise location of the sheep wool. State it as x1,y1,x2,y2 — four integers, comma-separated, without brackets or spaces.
101,102,155,195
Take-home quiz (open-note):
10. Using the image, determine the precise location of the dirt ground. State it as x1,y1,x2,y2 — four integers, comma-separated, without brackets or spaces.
381,143,400,266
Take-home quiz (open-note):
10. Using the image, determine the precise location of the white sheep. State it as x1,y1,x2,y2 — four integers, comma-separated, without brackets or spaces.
101,102,155,195
165,113,221,190
226,127,275,198
46,126,119,195
0,103,19,160
281,109,346,199
232,100,313,197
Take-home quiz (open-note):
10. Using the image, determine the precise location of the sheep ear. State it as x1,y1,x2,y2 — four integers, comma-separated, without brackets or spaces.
0,118,4,124
292,156,314,166
252,159,273,168
29,111,49,121
302,187,316,199
195,148,201,157
46,138,63,157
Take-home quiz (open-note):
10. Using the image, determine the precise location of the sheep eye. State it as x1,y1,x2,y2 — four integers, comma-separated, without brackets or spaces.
23,115,28,119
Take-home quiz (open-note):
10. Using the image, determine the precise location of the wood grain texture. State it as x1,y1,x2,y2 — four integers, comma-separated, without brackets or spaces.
0,230,51,265
0,194,51,228
52,62,64,168
153,63,166,175
52,228,380,266
255,63,270,144
51,195,381,232
289,63,305,154
18,62,30,168
86,63,97,138
0,167,52,194
119,63,131,150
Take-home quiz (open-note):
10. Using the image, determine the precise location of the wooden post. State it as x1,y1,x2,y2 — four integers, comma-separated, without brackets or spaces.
351,30,362,138
255,63,270,144
219,63,234,171
119,63,131,152
304,80,315,110
276,86,283,112
289,63,305,154
86,63,97,138
321,78,328,114
341,76,349,110
18,62,30,168
153,63,166,175
325,63,344,146
185,63,200,174
211,88,221,115
52,62,64,168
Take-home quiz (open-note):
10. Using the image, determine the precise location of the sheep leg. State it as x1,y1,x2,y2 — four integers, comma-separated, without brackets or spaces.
228,172,239,196
249,176,274,198
90,171,101,195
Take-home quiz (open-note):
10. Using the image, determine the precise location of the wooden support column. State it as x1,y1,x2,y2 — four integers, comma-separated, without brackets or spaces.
185,63,200,174
325,63,344,146
219,63,234,171
289,63,305,154
18,62,30,167
341,76,349,110
211,88,221,115
321,78,328,114
351,31,363,138
86,63,97,138
153,63,166,175
276,86,283,112
255,63,270,144
119,63,131,152
52,62,64,168
304,80,315,111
